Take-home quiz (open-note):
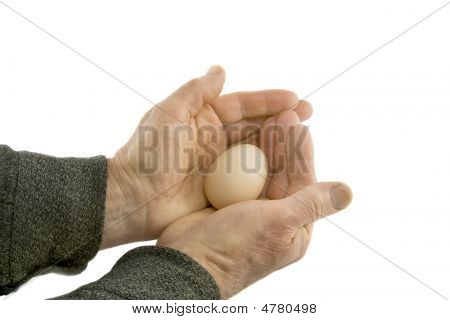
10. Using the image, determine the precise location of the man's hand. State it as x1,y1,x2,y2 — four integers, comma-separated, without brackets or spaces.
156,117,352,299
101,66,313,248
157,181,352,299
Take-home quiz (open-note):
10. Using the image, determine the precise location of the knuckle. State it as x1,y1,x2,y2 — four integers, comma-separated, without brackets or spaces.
308,193,325,220
295,192,324,222
186,78,201,90
182,79,203,105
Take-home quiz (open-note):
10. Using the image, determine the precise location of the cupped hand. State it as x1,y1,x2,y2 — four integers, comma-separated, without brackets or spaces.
157,116,353,299
157,182,352,299
101,66,313,248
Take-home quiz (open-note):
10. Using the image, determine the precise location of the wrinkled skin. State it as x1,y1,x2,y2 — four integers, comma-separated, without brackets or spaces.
101,66,313,248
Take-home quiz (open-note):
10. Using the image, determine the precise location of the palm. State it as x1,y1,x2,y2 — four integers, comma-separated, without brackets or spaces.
112,67,312,239
158,108,316,246
156,112,317,299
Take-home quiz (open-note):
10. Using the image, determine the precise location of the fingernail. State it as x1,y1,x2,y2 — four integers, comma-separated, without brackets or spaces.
206,65,222,76
330,184,352,210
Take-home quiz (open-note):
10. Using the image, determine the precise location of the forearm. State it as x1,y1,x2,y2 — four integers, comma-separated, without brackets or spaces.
52,246,221,300
0,145,107,295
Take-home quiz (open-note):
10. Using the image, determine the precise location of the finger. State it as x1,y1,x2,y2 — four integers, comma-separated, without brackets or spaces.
259,115,277,197
195,104,227,170
287,124,316,192
211,89,299,124
280,182,352,226
223,99,313,145
265,110,300,199
285,123,316,249
294,100,313,121
237,111,299,198
224,117,265,145
161,65,226,119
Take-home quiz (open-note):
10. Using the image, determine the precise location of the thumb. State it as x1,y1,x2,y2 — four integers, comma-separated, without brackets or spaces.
164,65,226,117
280,182,353,226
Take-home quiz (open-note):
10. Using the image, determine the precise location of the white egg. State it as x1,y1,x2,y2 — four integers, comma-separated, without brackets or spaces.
204,144,268,209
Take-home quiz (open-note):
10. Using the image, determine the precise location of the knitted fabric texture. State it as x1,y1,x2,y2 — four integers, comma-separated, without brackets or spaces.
0,145,220,299
53,246,221,300
0,145,106,295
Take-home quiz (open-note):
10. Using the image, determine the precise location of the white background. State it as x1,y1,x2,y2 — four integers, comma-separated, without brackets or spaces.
0,0,449,318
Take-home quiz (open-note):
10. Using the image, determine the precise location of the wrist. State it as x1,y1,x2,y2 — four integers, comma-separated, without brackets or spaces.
100,158,135,249
166,241,233,299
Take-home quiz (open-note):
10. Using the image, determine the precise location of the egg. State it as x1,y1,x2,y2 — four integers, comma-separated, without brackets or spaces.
204,144,268,209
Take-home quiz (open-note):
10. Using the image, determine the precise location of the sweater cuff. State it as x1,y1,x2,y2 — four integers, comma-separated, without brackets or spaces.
0,146,19,288
0,146,107,294
53,246,221,300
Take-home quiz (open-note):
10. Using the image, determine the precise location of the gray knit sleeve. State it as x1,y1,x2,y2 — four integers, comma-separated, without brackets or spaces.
52,246,221,300
0,145,107,295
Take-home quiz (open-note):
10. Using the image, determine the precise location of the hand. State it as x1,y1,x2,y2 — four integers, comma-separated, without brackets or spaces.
101,66,313,248
158,182,352,299
157,119,353,299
